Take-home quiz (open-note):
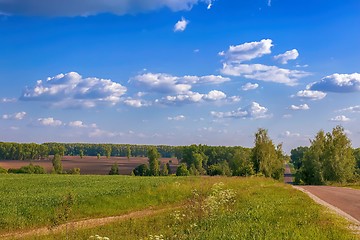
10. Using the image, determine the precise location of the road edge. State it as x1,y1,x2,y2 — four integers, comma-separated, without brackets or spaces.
293,186,360,234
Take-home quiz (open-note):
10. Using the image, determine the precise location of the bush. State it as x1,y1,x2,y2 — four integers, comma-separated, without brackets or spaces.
68,168,81,175
133,164,149,176
109,162,119,175
208,162,232,176
7,164,46,174
176,163,190,176
0,166,7,174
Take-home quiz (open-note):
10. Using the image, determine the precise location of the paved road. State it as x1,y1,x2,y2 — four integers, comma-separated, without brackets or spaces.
299,185,360,222
284,163,293,184
284,164,360,223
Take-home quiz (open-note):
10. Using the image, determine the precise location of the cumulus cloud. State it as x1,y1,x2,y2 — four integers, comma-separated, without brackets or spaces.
274,49,299,64
210,102,270,119
294,90,327,100
309,73,360,93
289,104,310,110
203,90,227,101
2,111,26,120
124,98,151,108
132,72,230,94
221,63,310,86
219,39,310,86
219,39,273,63
241,82,259,91
174,17,189,32
38,117,63,127
338,105,360,113
21,72,127,108
68,120,96,128
160,90,227,105
168,115,186,121
0,0,213,17
330,115,351,122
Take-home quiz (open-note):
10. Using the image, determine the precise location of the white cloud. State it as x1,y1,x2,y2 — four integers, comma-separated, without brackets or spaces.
281,131,300,138
38,117,63,127
242,82,259,91
330,115,351,122
267,0,272,7
21,72,127,108
168,115,186,121
160,89,227,105
289,104,310,110
294,90,327,100
274,49,299,64
1,98,17,103
283,114,292,119
89,128,117,138
124,99,151,108
309,73,360,93
219,39,310,86
221,63,310,86
338,105,360,113
68,120,89,128
211,102,270,119
228,96,241,103
0,0,213,17
2,112,27,120
174,17,189,32
219,39,273,63
203,90,227,101
132,72,230,94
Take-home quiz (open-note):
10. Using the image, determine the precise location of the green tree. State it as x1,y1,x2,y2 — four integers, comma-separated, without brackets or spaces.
251,128,283,179
148,147,160,176
229,148,254,176
322,126,355,183
109,162,119,175
52,154,63,174
290,146,309,169
166,162,172,175
127,145,131,159
79,150,84,159
105,145,112,159
160,163,169,176
133,164,149,176
176,163,190,176
298,130,326,185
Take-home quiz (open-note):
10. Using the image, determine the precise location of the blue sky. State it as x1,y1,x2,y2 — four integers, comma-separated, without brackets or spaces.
0,0,359,152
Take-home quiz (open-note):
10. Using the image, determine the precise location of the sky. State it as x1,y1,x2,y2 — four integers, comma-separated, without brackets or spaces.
0,0,359,152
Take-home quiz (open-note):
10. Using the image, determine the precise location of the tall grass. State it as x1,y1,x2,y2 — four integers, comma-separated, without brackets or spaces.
4,176,357,240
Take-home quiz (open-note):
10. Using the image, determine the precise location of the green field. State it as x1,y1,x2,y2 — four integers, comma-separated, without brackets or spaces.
0,175,358,240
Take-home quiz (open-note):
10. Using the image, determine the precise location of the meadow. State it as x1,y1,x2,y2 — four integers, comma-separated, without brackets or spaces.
0,175,358,240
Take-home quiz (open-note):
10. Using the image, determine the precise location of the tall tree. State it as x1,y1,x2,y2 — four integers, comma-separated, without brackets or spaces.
251,128,283,179
323,126,355,183
52,154,63,174
148,147,160,176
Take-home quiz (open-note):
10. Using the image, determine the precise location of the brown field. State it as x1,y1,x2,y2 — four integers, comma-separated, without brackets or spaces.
0,156,179,175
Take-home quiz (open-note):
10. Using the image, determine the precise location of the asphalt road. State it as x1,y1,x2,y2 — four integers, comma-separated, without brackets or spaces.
284,164,360,223
299,185,360,222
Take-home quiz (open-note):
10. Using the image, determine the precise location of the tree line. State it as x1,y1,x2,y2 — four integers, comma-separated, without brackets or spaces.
291,126,359,184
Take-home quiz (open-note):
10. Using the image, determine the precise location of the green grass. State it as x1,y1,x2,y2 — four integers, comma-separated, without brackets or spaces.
1,175,358,240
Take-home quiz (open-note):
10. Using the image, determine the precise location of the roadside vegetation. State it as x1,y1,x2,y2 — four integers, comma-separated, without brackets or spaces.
290,126,360,185
11,177,357,240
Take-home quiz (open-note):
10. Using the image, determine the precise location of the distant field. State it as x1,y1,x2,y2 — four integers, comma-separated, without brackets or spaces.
0,175,357,240
0,156,179,175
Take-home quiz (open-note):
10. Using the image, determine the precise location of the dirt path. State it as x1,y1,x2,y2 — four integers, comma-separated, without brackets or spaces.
1,206,179,239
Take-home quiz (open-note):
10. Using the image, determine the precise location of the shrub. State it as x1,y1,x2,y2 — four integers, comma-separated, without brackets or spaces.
68,168,81,175
133,164,149,176
176,163,189,176
0,166,7,174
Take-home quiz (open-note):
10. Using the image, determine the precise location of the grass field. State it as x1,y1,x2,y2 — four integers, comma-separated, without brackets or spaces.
1,175,358,240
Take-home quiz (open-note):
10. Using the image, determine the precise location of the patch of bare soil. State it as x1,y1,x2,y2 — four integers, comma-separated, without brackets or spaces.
0,156,178,175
